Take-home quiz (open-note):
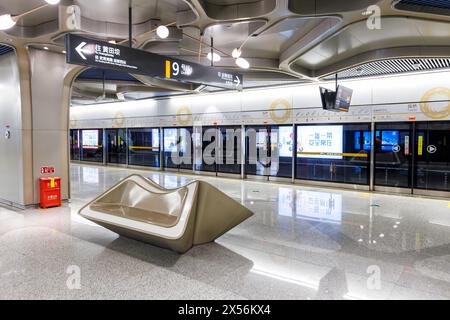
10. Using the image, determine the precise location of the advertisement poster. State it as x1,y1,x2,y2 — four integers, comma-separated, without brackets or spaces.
152,129,160,149
297,125,343,159
164,129,177,152
82,130,99,148
277,127,293,158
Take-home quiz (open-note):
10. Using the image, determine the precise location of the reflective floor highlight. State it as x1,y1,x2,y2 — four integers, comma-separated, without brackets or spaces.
1,164,450,299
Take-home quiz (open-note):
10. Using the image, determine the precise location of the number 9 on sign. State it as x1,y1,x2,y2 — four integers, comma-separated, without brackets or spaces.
165,60,179,78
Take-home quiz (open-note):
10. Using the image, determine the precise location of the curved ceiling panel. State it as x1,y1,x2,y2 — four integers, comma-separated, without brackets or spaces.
291,17,450,77
245,16,340,60
193,0,276,20
73,0,174,25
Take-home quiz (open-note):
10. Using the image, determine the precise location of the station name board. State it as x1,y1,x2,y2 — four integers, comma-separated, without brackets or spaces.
65,34,243,89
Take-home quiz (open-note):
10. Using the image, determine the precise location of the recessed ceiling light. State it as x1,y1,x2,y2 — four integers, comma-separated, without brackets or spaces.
235,57,250,69
379,233,384,238
62,50,66,54
108,40,116,44
43,46,49,50
207,52,221,62
156,25,169,39
45,0,61,4
0,14,17,30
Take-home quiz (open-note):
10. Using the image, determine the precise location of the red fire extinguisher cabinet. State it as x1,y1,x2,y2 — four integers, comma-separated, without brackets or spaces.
40,177,61,208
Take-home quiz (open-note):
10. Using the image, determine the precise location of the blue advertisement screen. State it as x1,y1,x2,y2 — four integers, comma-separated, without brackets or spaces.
354,131,372,151
381,131,399,151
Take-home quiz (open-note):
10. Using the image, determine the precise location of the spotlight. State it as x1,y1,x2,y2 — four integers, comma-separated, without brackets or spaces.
207,52,221,62
235,57,250,69
232,48,241,59
0,14,17,30
45,0,61,4
156,25,169,39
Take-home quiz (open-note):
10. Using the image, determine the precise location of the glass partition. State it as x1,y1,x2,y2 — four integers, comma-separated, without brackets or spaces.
374,122,412,188
105,128,127,165
80,129,103,163
218,126,242,175
414,121,450,192
245,125,293,178
296,123,370,185
162,127,193,171
128,128,160,167
70,129,80,161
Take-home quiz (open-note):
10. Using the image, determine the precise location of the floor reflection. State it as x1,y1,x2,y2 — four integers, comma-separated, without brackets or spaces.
1,163,449,299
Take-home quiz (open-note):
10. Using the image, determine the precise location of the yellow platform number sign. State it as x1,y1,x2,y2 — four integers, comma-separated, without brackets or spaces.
269,98,292,124
420,88,450,119
177,106,192,126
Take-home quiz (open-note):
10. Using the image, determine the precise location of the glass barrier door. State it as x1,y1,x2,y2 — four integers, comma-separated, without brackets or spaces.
70,129,80,161
295,123,370,185
218,126,242,175
245,125,293,179
179,127,193,170
374,122,413,190
163,128,178,169
105,129,127,165
245,126,271,177
128,128,160,167
162,127,193,171
197,126,217,173
270,125,293,178
414,121,450,193
80,129,103,163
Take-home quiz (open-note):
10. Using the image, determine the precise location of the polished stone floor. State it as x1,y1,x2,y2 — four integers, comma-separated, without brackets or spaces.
1,163,450,300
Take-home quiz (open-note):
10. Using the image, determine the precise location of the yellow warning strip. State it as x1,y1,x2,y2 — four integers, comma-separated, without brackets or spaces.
296,151,368,158
165,60,171,78
50,178,55,188
129,146,160,150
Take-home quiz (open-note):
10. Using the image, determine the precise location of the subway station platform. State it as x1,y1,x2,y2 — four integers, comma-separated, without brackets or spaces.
1,163,450,300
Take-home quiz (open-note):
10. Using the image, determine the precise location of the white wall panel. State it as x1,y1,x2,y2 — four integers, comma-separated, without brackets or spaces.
71,69,450,128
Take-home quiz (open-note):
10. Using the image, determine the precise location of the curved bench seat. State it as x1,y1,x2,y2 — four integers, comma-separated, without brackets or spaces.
78,174,254,253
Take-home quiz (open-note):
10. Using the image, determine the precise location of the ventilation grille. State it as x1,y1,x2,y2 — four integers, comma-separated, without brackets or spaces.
323,58,450,80
0,44,13,56
394,0,450,16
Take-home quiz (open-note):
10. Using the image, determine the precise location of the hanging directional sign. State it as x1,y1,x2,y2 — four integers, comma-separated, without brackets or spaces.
65,34,243,89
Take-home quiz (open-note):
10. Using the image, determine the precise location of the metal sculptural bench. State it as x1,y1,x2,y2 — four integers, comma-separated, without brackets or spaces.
78,174,253,253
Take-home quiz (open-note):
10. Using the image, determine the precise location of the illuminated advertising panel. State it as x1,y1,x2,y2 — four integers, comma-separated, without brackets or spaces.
82,130,99,149
297,125,343,160
152,129,160,149
278,126,293,158
164,129,177,152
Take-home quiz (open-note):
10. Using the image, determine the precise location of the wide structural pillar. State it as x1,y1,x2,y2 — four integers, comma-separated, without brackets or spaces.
0,45,81,208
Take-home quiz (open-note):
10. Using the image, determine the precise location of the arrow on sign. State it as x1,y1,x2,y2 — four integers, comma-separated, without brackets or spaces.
75,42,89,60
234,75,241,86
427,145,437,154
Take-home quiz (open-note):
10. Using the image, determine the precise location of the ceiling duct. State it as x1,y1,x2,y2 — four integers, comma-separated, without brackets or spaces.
393,0,450,16
322,57,450,80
